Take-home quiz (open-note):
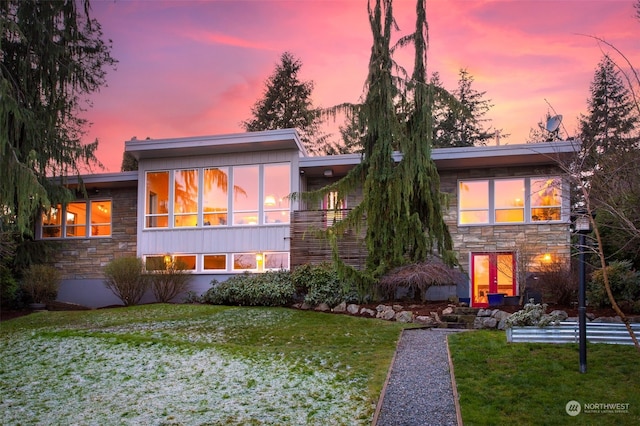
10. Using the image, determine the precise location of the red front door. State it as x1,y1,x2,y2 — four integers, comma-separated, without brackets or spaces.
471,252,516,307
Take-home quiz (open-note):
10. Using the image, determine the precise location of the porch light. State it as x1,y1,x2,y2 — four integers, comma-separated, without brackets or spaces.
256,254,263,262
323,169,333,177
163,255,172,265
542,253,552,263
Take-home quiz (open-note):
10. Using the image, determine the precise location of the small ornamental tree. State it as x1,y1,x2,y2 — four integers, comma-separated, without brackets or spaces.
149,259,193,303
103,257,148,306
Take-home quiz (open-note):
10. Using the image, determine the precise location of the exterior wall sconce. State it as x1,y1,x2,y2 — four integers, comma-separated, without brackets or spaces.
323,169,333,177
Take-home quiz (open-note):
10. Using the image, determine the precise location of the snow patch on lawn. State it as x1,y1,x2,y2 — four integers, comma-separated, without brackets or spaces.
0,333,371,425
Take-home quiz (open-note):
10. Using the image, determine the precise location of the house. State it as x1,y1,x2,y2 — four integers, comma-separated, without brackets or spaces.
38,128,579,308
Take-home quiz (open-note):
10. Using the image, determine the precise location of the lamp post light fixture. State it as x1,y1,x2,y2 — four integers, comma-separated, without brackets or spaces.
574,210,593,374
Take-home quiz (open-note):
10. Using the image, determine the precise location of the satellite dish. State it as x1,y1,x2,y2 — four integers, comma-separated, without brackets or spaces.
545,115,563,133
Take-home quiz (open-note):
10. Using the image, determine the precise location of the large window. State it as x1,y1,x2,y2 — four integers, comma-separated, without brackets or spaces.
41,200,112,239
203,168,228,226
174,169,199,227
144,163,291,229
146,171,169,228
264,164,290,224
459,177,563,225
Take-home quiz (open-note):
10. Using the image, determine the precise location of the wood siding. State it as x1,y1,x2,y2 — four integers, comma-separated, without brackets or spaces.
290,210,367,270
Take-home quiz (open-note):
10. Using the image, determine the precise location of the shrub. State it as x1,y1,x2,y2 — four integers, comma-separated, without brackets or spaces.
1,265,21,308
148,260,193,303
505,300,563,328
292,263,356,307
21,264,61,304
103,257,148,306
588,260,640,309
202,270,294,307
534,260,578,305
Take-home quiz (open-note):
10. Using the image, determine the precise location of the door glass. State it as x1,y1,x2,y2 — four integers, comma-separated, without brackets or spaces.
473,255,490,305
496,254,514,296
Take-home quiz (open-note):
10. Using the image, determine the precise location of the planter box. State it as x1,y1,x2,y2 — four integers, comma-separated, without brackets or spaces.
487,293,505,307
502,296,520,306
507,322,640,345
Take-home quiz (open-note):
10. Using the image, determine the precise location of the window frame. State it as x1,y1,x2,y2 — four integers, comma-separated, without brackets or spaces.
40,199,112,239
458,176,565,226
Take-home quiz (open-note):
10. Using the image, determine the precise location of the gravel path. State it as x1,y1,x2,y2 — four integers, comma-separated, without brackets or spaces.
374,328,462,426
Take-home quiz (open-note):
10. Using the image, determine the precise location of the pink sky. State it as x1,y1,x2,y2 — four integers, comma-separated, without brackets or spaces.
83,0,639,172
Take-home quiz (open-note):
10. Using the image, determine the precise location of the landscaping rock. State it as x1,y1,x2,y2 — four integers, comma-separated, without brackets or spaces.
395,311,414,323
442,306,454,315
474,316,497,329
492,310,511,322
347,304,360,315
414,315,438,326
300,302,312,310
392,304,403,312
333,302,347,313
477,308,492,317
360,308,376,317
315,303,330,312
550,310,569,321
376,304,389,313
377,308,396,321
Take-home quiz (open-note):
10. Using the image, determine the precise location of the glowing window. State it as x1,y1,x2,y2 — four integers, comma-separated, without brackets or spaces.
494,179,524,223
531,177,562,221
42,205,62,238
232,166,259,225
146,171,169,228
174,169,199,227
90,201,111,236
263,163,290,224
459,180,489,224
66,202,87,237
203,254,227,271
174,255,196,270
203,168,229,226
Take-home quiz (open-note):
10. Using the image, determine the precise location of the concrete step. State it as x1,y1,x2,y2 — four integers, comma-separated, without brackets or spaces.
438,321,475,329
454,307,480,315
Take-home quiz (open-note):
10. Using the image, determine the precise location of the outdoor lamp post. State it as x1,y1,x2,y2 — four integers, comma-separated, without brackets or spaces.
574,213,592,374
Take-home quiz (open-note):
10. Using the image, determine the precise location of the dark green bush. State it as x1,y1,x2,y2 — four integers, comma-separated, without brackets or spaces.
202,270,294,307
292,263,356,307
103,257,148,306
588,260,640,309
0,265,21,309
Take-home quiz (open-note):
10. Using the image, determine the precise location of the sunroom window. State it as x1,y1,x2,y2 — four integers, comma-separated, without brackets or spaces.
264,164,290,224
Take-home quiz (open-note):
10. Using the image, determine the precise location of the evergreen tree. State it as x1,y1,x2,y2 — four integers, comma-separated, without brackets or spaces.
433,68,496,147
298,0,455,297
242,52,326,155
0,0,116,237
579,55,639,168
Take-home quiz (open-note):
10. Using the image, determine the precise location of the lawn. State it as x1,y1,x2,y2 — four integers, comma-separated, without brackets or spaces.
449,330,640,426
0,304,409,425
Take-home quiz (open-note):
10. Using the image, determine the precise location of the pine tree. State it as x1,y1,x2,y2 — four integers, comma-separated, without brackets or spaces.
579,55,639,167
242,52,326,155
0,0,116,237
433,68,496,147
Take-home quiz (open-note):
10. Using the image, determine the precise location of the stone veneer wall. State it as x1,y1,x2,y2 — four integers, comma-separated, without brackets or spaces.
439,165,571,275
47,186,137,279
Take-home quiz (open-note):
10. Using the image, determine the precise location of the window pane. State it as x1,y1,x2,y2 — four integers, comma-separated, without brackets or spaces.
459,180,489,225
42,205,62,238
459,181,488,209
265,210,290,224
175,255,196,270
204,254,226,270
145,256,166,271
174,169,199,227
90,201,111,236
264,163,290,210
494,179,524,208
66,202,87,237
146,171,169,228
495,179,524,223
233,166,258,225
531,177,562,221
460,210,489,224
264,253,289,270
204,168,228,226
233,253,257,270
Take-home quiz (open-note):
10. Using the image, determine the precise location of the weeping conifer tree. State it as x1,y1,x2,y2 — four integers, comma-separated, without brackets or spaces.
297,0,456,297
